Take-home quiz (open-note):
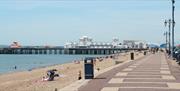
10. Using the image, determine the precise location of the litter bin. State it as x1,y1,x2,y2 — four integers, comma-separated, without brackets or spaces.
84,57,94,79
144,51,146,55
131,52,134,60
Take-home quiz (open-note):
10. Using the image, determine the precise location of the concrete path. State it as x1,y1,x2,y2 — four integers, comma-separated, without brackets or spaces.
78,53,180,91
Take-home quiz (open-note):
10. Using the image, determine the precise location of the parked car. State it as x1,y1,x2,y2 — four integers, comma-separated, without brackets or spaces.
176,54,180,65
173,48,180,59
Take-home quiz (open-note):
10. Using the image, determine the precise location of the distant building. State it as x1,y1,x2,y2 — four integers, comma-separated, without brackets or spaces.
64,42,78,48
123,40,136,48
89,42,113,48
79,36,93,47
64,36,117,48
123,40,148,49
64,36,148,49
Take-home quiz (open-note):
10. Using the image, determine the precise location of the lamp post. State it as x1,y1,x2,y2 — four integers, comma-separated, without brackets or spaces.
164,31,168,52
164,19,171,55
171,0,175,58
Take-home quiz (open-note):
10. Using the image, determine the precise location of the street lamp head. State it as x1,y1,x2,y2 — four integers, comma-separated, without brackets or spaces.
172,0,175,4
164,31,167,36
164,32,166,36
169,19,171,23
164,20,167,27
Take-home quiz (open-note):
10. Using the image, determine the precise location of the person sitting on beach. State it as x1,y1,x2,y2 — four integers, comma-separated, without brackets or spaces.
42,69,59,81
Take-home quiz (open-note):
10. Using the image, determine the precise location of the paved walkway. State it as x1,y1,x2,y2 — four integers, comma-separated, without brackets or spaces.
78,53,180,91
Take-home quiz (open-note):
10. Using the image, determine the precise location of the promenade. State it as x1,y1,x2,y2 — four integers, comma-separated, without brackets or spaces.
78,53,180,91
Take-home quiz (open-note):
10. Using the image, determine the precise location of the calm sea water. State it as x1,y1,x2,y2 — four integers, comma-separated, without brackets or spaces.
0,54,105,74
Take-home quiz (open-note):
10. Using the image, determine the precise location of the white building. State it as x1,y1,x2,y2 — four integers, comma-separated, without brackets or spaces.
64,36,117,48
112,38,119,47
79,36,93,47
90,42,113,48
64,42,78,48
123,40,136,48
134,41,148,49
64,36,147,49
123,40,148,49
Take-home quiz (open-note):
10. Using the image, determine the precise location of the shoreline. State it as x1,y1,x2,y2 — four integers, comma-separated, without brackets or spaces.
0,58,85,76
0,54,108,75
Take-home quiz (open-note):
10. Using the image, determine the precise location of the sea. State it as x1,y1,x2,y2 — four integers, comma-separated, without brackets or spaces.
0,54,106,74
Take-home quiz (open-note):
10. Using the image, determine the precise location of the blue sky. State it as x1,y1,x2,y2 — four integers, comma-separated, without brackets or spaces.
0,0,179,46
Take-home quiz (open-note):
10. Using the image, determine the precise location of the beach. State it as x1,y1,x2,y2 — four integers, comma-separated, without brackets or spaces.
0,52,144,91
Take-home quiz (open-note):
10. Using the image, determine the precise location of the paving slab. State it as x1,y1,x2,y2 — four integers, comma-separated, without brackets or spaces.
167,83,180,89
108,78,124,83
128,72,163,75
117,88,180,91
100,87,119,91
123,79,175,82
107,83,167,87
115,72,128,76
160,71,171,74
162,76,176,80
122,68,133,71
114,75,161,78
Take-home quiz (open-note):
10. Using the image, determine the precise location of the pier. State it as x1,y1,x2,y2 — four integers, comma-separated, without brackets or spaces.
0,48,147,55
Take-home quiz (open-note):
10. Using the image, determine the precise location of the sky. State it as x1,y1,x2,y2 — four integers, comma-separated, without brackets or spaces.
0,0,179,46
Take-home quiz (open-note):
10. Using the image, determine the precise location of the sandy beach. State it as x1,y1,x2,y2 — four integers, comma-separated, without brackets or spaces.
0,52,144,91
